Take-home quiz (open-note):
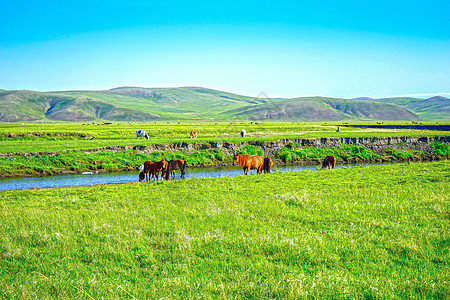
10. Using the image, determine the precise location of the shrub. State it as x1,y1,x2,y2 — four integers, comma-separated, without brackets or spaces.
384,147,413,160
238,145,264,156
431,142,450,156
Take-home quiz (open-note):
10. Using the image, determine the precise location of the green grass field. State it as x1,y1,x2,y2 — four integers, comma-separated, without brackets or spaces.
0,122,449,153
1,161,449,298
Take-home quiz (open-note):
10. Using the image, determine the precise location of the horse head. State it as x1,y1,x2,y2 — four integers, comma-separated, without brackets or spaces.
232,153,240,166
138,171,145,182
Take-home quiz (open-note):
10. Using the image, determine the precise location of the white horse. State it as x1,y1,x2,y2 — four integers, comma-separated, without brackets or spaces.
136,130,149,139
241,129,246,137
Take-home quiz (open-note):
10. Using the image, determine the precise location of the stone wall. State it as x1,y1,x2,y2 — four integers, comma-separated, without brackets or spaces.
1,136,449,158
116,136,450,156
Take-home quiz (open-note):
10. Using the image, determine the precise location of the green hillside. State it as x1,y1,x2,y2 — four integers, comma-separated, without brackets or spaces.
0,87,441,122
57,87,270,120
370,96,450,120
226,97,420,121
0,90,160,122
404,96,450,120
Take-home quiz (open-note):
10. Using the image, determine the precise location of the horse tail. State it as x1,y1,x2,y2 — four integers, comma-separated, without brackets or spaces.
139,164,144,172
264,157,272,173
181,160,186,178
165,161,171,181
321,157,327,169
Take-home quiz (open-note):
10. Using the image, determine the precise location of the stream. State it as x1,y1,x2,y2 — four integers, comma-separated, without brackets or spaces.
0,162,397,191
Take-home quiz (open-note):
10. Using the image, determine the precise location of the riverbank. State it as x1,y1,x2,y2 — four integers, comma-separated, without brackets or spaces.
0,136,448,178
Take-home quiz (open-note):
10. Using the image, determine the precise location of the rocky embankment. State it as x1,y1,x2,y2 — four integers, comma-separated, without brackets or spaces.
1,136,449,158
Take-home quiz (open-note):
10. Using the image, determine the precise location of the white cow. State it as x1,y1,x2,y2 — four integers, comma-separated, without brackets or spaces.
240,129,246,137
136,130,149,139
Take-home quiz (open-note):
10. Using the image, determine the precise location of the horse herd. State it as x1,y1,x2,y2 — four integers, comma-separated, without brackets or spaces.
138,159,186,182
138,154,336,182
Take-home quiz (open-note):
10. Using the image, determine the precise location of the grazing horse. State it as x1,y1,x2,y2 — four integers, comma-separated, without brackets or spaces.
136,130,149,139
263,157,274,173
322,155,336,169
190,130,198,139
240,129,246,137
138,159,168,182
165,159,187,180
233,153,264,175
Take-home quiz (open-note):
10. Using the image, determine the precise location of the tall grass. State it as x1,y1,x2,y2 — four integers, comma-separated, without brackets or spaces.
1,161,449,298
277,144,380,162
275,143,442,163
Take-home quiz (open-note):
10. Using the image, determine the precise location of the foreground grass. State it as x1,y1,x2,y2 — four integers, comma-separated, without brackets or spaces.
1,161,449,298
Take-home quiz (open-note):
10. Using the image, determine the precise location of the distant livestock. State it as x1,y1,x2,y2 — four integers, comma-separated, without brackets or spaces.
241,129,246,137
190,130,198,139
136,130,149,139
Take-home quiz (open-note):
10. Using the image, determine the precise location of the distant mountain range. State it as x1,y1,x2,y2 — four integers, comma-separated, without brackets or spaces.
0,86,448,122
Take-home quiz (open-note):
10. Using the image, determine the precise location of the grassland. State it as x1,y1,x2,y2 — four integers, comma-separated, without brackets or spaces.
0,122,449,153
1,161,449,298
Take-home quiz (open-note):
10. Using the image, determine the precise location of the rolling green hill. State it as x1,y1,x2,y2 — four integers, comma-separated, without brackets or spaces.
0,90,160,122
0,86,444,122
365,96,450,120
56,87,270,120
226,97,420,121
404,96,450,120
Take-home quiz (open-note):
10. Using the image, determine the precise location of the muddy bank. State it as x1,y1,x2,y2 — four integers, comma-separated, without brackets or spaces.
1,135,448,158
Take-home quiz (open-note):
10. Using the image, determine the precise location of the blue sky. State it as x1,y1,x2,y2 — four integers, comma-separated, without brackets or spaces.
1,0,449,98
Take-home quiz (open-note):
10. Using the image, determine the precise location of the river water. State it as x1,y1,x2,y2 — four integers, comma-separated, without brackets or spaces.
0,162,397,191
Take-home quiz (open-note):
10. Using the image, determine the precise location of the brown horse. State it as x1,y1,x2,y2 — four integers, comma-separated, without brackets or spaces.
322,155,336,169
165,159,187,180
263,157,274,173
138,159,168,182
233,153,264,175
190,130,197,139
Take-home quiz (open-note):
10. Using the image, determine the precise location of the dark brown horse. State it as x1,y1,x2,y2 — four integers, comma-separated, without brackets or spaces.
263,157,274,173
322,155,336,169
138,159,168,182
165,159,187,180
233,153,264,175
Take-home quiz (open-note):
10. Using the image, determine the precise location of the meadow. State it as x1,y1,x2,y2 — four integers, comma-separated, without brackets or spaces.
1,161,449,298
0,121,448,153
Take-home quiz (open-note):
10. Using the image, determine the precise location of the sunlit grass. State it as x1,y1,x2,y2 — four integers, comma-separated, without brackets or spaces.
1,161,449,298
0,122,448,153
